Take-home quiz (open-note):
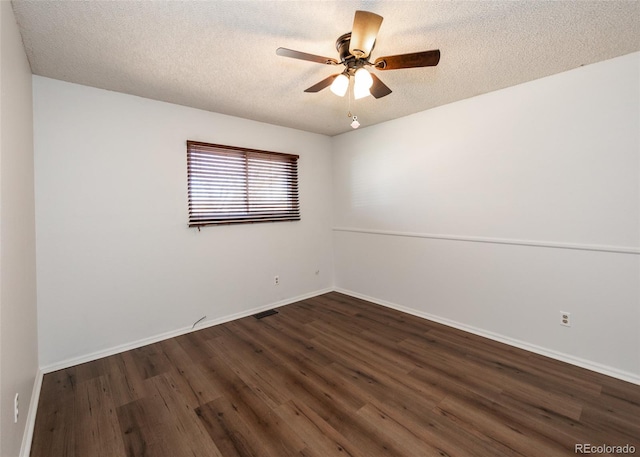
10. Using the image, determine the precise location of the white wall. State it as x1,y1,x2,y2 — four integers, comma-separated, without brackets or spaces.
33,77,333,368
332,53,640,381
31,50,640,383
0,2,39,456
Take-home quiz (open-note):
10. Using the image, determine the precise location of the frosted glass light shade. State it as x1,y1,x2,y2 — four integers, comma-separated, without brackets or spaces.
354,68,373,89
330,74,349,97
353,68,373,99
353,83,371,99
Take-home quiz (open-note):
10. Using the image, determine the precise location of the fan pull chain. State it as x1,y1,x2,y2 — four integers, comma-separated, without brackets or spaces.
346,80,360,129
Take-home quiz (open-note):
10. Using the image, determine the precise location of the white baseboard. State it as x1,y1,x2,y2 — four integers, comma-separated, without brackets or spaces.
20,368,43,457
40,287,333,374
335,287,640,386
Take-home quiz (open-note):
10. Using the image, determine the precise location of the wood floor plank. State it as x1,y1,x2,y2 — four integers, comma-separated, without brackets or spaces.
356,402,463,457
74,376,126,457
31,292,640,457
174,331,219,363
579,404,640,443
128,343,172,380
29,370,77,457
402,335,585,422
319,294,440,341
230,320,369,416
116,397,160,457
250,314,336,368
103,351,149,408
308,319,417,373
146,373,225,457
195,396,266,457
435,394,568,456
274,399,367,457
425,327,604,401
207,335,292,410
157,338,222,409
195,356,307,457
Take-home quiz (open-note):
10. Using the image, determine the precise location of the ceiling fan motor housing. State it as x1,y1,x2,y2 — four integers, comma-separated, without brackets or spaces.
336,32,373,74
336,33,352,61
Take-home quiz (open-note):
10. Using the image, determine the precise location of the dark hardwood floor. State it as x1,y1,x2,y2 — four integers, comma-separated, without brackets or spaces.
31,292,640,456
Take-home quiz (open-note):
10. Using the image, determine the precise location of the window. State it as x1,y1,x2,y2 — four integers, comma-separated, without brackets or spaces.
187,141,300,227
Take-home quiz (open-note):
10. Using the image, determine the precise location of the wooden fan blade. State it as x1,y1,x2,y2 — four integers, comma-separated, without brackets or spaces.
374,50,440,70
276,47,339,65
304,74,339,93
349,11,383,58
369,73,392,99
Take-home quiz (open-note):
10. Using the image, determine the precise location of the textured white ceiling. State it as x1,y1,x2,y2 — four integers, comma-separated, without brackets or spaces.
11,0,640,136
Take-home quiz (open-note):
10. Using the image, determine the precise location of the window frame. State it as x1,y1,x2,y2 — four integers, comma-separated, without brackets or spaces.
186,140,300,227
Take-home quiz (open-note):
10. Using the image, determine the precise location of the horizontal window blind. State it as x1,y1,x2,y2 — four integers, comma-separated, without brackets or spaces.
187,141,300,227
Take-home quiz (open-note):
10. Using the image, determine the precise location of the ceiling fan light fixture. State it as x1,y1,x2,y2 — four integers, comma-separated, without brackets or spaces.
353,83,371,100
354,68,373,89
330,73,349,96
353,68,373,99
276,10,440,105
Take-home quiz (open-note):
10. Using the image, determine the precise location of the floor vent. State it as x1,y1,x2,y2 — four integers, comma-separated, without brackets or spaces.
253,309,279,320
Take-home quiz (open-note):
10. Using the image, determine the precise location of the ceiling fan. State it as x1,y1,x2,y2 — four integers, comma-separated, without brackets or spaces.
276,10,440,100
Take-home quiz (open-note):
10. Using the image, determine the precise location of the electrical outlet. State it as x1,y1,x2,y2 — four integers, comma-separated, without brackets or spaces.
14,393,19,423
274,275,279,285
560,311,571,327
